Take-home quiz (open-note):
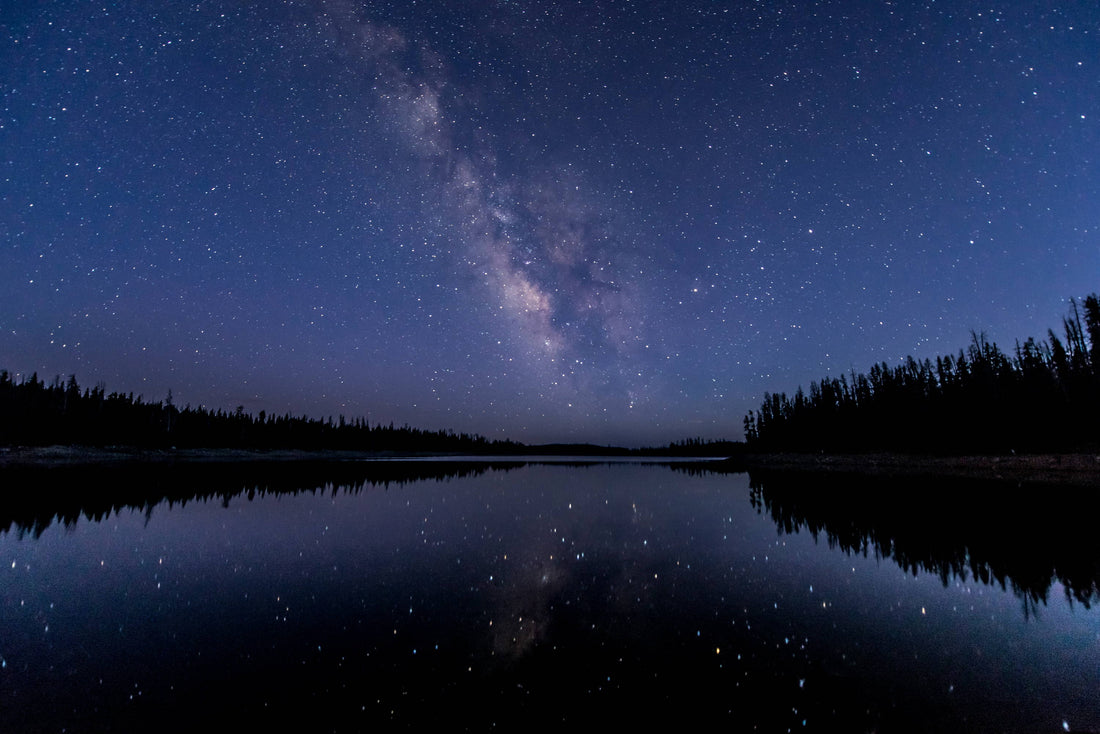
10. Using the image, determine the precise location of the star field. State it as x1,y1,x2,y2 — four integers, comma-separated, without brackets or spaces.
2,0,1098,445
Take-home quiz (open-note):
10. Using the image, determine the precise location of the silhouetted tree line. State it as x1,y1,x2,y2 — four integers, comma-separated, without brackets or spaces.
0,372,522,453
646,437,746,457
744,293,1100,453
747,469,1100,614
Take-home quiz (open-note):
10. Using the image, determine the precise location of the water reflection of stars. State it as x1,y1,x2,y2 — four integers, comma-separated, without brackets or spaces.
488,550,569,660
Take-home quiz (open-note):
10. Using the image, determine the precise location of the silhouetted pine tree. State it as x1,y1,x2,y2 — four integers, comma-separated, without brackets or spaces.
744,291,1100,453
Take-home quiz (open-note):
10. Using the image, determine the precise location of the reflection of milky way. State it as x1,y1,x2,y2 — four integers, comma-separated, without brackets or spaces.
482,490,662,661
489,553,568,660
325,4,641,383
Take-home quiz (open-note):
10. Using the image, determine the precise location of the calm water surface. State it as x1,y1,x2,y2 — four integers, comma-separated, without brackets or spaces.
1,460,1098,731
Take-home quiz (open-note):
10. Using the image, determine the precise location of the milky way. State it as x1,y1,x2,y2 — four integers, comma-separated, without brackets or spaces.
2,1,1098,445
324,5,643,369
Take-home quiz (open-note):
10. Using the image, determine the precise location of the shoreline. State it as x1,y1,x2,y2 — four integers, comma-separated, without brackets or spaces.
0,445,472,468
3,445,1100,485
0,445,716,468
726,451,1100,485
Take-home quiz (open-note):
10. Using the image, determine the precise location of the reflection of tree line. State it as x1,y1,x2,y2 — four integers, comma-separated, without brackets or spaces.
744,293,1100,453
746,468,1100,614
9,457,1095,616
0,460,527,539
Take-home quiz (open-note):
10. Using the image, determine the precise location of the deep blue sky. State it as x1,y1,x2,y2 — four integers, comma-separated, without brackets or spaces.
3,1,1098,446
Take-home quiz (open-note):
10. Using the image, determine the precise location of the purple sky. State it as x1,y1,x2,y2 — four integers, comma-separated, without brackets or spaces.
3,0,1098,445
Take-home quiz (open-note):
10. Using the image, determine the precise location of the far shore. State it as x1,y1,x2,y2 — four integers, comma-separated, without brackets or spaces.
0,445,713,468
2,445,1099,485
0,445,492,468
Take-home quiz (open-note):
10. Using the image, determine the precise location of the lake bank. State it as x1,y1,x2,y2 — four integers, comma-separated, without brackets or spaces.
726,451,1100,485
4,445,1100,485
0,445,404,467
0,445,719,469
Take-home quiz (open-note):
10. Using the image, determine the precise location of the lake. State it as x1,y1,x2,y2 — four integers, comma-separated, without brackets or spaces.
1,459,1098,732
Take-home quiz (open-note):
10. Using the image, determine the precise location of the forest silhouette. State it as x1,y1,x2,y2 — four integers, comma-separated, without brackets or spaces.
0,371,524,454
744,292,1100,453
6,290,1099,456
0,370,746,455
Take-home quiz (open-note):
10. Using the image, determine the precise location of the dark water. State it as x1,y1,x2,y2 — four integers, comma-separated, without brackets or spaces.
1,460,1098,732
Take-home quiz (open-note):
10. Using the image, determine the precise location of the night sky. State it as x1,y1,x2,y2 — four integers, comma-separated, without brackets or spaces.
3,1,1098,446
